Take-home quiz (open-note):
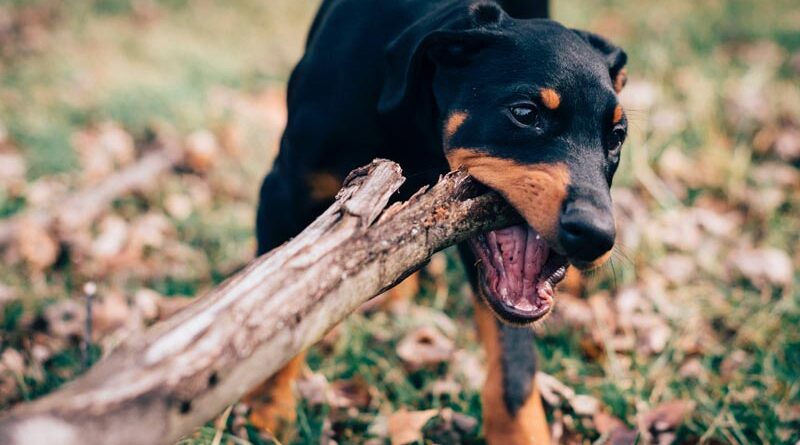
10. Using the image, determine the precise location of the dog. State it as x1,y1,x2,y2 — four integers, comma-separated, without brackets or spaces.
248,0,628,443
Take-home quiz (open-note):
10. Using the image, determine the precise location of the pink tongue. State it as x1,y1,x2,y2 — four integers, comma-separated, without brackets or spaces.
478,225,549,310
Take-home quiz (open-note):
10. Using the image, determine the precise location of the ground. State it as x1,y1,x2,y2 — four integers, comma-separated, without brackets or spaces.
0,0,798,444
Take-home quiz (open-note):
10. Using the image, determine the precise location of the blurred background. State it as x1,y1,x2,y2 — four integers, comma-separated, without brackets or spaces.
0,0,798,444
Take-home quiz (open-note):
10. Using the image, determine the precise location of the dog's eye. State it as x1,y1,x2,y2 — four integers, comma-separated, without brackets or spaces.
508,104,539,128
608,127,626,156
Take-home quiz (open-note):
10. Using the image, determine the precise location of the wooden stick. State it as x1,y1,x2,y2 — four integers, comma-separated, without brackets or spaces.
0,159,519,445
0,148,179,247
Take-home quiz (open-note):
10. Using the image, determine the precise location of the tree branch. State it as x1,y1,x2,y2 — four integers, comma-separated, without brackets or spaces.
0,159,519,445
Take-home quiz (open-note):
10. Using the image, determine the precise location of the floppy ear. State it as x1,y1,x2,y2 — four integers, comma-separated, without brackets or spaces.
572,30,628,93
378,1,508,114
495,0,549,19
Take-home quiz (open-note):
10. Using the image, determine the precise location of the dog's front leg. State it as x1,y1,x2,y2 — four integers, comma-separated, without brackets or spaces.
474,298,551,445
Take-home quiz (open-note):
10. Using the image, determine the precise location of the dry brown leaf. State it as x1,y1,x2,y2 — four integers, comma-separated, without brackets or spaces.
184,130,221,173
164,193,193,220
16,219,59,270
536,372,575,406
387,409,437,445
25,178,68,208
0,284,17,310
727,247,793,287
44,299,85,339
571,394,600,416
631,314,672,355
594,410,626,435
133,289,161,322
658,254,696,285
452,350,484,392
396,326,454,370
127,212,173,251
329,377,372,409
678,358,707,380
609,427,640,445
73,123,135,183
296,372,329,407
430,378,461,397
639,400,695,433
92,292,132,338
550,293,594,330
0,150,26,193
91,215,130,260
0,348,25,375
774,127,800,161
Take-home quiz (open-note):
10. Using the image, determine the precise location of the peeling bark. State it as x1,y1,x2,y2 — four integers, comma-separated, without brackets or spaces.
0,159,519,445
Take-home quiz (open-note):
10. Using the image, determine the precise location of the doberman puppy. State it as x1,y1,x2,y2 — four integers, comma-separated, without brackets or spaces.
249,0,628,443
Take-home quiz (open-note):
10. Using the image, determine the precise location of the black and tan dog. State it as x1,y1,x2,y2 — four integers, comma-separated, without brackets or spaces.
248,0,628,443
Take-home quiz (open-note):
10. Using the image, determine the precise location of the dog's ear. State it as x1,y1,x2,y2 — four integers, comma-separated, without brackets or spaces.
495,0,549,19
572,30,628,93
378,1,508,114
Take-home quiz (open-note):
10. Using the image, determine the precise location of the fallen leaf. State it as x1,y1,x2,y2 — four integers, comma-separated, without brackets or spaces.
639,400,695,433
430,378,462,397
773,127,800,161
25,178,68,207
329,377,372,409
0,348,25,375
387,409,437,445
658,254,696,286
92,291,132,338
678,358,707,380
453,350,485,391
536,372,575,406
91,215,130,260
0,150,26,193
0,284,17,310
16,219,59,270
44,299,86,339
133,289,161,322
73,122,135,183
609,427,640,445
571,394,600,416
727,247,793,287
296,372,329,407
396,326,454,370
164,193,193,220
423,408,478,443
184,130,220,173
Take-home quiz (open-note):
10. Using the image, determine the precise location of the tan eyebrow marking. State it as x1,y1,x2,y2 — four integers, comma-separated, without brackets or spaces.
613,104,624,124
540,88,561,110
307,171,343,201
443,111,468,148
614,68,628,93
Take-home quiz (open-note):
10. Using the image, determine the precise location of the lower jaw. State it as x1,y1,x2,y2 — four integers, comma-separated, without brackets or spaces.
469,227,569,325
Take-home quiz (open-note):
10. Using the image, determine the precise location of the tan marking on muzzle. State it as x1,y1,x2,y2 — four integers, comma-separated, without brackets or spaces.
306,171,342,201
613,104,624,124
614,68,628,93
446,148,570,241
443,111,468,148
540,88,561,110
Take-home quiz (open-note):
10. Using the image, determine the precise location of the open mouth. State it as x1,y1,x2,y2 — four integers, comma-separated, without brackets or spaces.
468,223,569,325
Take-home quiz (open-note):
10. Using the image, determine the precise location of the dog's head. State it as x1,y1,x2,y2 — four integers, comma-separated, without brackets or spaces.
379,1,628,324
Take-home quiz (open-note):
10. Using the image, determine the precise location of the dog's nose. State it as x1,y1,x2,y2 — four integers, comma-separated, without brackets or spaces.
559,201,615,264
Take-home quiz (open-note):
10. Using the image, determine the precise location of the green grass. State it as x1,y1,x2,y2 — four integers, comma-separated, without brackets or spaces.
0,0,798,444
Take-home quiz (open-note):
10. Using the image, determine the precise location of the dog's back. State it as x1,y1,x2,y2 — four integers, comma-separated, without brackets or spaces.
258,0,459,253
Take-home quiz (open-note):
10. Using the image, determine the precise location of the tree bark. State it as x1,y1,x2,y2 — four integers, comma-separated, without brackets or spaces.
0,159,519,445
